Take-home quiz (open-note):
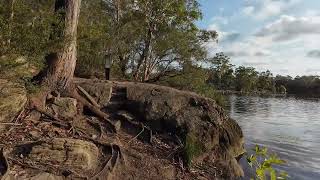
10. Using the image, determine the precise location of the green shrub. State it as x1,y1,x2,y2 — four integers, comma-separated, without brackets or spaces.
246,145,288,180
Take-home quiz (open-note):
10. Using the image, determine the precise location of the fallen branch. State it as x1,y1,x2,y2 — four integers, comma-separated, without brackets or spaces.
77,85,101,108
70,89,121,133
0,123,22,126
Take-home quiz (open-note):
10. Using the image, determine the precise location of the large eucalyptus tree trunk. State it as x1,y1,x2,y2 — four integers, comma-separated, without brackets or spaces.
44,0,81,92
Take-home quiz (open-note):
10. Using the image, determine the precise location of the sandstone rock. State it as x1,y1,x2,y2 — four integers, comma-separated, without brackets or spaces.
29,138,99,173
71,80,245,178
47,97,77,119
125,83,244,153
122,82,245,176
0,79,27,132
76,80,112,106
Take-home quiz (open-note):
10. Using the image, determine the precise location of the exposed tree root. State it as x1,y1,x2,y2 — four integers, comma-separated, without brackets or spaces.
90,144,124,180
69,88,121,133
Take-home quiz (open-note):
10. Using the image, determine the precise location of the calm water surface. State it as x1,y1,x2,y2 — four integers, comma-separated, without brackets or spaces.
228,95,320,180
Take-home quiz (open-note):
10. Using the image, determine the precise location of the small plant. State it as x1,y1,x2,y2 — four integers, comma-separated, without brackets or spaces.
246,145,288,180
183,134,204,166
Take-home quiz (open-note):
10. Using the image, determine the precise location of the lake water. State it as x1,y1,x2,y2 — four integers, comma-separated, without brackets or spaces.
228,95,320,180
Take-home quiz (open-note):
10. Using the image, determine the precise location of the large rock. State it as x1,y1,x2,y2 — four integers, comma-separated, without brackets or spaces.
122,82,245,176
47,97,78,119
0,79,27,132
75,79,112,106
28,138,99,173
71,80,245,178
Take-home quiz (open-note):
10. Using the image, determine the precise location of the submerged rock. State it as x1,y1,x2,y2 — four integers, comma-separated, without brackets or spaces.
0,79,27,132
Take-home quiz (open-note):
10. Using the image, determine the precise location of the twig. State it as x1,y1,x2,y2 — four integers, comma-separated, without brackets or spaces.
77,85,101,108
35,107,61,122
34,107,70,128
0,123,22,126
128,124,145,144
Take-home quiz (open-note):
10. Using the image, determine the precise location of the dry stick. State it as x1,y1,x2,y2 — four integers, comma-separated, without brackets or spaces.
0,123,22,126
128,124,145,144
77,85,101,108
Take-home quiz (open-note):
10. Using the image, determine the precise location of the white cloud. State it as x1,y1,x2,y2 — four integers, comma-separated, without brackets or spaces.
205,7,320,76
256,15,320,41
242,0,302,20
210,16,229,25
207,24,239,43
242,6,255,16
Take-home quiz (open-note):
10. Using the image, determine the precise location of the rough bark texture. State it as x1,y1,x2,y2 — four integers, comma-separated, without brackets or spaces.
43,0,81,91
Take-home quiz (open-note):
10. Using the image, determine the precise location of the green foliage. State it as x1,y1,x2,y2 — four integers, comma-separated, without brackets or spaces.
0,0,64,70
275,75,320,97
246,145,288,180
235,66,259,92
74,0,218,81
76,0,111,78
183,133,204,166
208,52,234,89
159,64,226,106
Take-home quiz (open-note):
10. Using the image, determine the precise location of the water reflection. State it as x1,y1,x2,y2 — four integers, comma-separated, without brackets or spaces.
228,95,320,180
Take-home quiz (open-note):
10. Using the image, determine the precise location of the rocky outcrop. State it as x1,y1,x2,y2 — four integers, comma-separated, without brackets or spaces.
0,79,27,132
0,78,244,179
72,79,245,178
120,82,245,177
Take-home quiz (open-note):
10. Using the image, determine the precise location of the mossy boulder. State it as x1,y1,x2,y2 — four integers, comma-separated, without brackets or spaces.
73,79,245,178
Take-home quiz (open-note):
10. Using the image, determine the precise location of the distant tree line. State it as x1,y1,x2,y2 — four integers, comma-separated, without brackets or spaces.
204,53,320,97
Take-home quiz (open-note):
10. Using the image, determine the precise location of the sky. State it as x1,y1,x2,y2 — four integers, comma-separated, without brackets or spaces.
197,0,320,76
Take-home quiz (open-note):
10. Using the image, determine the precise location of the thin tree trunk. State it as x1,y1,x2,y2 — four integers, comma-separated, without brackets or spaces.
133,28,152,81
